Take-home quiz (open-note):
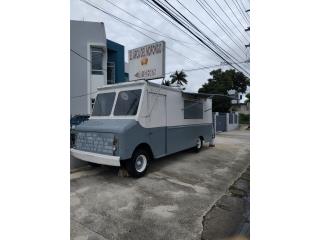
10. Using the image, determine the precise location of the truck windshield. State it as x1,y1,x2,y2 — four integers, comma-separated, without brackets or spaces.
92,92,116,116
114,89,142,116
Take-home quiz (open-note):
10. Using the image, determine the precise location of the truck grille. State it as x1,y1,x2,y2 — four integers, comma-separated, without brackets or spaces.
74,132,114,155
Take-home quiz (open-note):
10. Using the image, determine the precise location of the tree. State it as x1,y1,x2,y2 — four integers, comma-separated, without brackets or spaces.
198,69,250,112
245,93,250,103
161,79,171,86
170,70,188,86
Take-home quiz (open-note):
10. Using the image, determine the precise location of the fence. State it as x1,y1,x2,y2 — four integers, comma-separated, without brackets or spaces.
213,112,239,132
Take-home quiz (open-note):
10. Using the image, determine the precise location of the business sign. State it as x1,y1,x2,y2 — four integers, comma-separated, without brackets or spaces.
128,41,165,81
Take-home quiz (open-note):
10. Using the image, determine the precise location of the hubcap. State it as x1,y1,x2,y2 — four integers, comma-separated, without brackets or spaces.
196,138,202,149
135,154,147,172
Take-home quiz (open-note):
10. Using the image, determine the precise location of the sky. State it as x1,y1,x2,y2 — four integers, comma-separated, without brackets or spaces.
70,0,250,92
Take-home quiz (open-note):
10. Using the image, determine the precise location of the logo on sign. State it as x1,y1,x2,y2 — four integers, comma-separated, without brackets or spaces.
140,57,148,65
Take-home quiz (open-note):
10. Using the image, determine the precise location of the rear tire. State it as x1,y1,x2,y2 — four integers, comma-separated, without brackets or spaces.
125,148,150,178
194,137,203,153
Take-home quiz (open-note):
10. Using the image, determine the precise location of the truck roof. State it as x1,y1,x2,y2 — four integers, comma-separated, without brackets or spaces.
97,80,181,93
97,80,212,99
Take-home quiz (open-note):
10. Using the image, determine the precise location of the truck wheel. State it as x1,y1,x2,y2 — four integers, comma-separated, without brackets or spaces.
126,149,150,178
194,137,203,153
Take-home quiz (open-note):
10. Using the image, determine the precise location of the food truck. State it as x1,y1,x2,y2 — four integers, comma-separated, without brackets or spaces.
71,80,214,177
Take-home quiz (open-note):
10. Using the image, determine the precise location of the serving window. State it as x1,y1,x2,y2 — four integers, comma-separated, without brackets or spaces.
183,100,203,119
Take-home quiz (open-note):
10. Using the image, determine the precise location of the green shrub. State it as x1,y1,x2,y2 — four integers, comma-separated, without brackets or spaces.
239,113,250,124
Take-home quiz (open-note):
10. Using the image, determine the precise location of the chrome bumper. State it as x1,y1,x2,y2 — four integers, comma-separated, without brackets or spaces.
71,148,120,167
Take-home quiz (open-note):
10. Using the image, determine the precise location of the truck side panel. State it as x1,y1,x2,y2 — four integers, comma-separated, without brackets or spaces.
166,124,212,154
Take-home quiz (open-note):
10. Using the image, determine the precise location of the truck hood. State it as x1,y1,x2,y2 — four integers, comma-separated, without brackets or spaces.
74,119,138,134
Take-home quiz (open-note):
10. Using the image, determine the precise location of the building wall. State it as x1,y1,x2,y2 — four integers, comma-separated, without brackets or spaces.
226,112,240,131
70,20,107,116
107,39,126,84
213,112,239,132
231,103,250,114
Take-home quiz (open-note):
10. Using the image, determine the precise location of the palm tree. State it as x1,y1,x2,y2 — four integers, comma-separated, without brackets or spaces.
161,79,171,86
170,70,188,86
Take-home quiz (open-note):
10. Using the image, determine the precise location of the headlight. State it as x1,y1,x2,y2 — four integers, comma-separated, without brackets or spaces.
112,136,118,153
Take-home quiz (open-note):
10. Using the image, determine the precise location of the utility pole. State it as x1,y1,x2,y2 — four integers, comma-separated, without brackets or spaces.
245,9,250,63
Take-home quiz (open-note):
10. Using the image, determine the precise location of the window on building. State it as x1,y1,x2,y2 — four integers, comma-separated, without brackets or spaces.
114,89,142,116
184,100,203,119
91,92,116,116
91,46,104,75
107,62,115,84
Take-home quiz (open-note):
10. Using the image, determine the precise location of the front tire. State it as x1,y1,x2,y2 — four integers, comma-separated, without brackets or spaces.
125,149,150,178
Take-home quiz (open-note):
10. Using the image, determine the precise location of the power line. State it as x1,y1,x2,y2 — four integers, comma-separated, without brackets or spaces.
81,0,209,69
161,0,246,59
201,0,249,42
71,45,248,98
80,0,210,73
72,60,249,99
70,48,107,72
211,0,249,38
160,0,246,62
167,0,250,75
138,0,205,47
82,0,195,46
102,0,198,45
141,0,248,68
165,60,249,75
176,0,245,61
237,0,250,19
222,0,248,30
102,0,215,60
141,0,244,66
149,0,250,75
78,0,249,78
195,0,247,53
145,0,250,75
230,0,249,25
162,0,246,61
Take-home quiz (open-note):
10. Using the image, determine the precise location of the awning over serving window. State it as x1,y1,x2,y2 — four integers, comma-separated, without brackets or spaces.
182,92,236,100
182,92,214,99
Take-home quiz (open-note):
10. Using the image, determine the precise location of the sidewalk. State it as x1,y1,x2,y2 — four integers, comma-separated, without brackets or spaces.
202,166,250,240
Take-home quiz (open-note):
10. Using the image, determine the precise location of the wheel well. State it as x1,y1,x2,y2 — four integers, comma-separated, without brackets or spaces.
133,143,154,159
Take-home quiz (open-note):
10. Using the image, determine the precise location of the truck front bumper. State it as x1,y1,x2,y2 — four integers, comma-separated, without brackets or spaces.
71,148,120,167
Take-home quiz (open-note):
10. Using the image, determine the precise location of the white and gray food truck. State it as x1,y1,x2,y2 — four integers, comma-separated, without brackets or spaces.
71,80,214,177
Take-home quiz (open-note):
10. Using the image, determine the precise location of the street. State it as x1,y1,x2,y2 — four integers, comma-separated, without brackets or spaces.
71,129,250,240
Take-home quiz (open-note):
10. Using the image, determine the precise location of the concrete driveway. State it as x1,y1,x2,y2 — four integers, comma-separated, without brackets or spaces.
71,130,250,240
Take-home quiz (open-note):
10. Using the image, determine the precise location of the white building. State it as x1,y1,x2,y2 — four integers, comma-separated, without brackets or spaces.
70,20,107,116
